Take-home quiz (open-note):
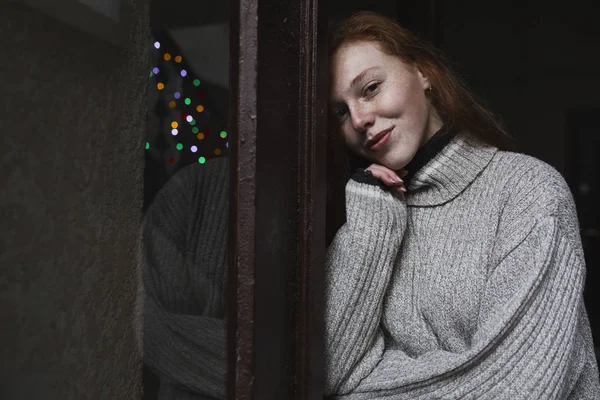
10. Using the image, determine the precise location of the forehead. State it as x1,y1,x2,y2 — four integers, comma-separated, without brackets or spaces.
329,41,403,97
331,41,387,76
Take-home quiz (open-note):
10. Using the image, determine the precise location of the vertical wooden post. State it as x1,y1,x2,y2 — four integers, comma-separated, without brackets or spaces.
228,0,327,398
227,0,257,398
297,0,328,398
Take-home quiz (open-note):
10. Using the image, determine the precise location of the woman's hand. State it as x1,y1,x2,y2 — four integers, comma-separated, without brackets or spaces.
365,164,407,196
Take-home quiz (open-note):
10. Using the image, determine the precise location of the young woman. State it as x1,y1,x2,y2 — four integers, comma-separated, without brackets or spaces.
325,11,600,399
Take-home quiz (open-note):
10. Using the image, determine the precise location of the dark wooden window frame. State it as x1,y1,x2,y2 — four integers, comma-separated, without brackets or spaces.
227,0,327,398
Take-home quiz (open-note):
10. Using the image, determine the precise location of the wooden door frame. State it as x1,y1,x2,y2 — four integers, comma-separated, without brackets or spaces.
227,0,327,398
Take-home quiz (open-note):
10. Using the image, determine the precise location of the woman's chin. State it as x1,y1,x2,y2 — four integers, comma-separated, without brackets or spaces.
378,157,409,172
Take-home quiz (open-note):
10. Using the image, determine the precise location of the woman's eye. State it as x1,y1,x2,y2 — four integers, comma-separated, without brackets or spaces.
335,108,347,118
365,83,380,95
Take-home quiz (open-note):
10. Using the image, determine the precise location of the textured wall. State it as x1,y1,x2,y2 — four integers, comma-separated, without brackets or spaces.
0,1,148,398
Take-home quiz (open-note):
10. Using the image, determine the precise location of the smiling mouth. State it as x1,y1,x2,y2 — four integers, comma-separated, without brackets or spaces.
368,128,393,151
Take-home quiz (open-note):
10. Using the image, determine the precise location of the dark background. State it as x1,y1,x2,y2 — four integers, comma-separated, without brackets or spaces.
2,0,598,398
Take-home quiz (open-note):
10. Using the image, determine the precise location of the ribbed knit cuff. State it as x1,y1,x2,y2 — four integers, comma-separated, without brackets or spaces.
344,175,407,237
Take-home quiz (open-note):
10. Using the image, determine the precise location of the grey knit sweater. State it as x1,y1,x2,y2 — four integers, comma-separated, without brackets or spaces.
324,132,600,399
143,158,228,399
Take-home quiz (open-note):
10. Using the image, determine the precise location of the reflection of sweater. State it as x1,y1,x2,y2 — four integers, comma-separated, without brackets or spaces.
325,132,600,399
143,158,228,400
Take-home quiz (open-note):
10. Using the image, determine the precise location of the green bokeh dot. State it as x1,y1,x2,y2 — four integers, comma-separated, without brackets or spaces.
189,119,196,126
192,127,200,134
193,79,201,86
176,143,183,151
184,98,192,105
198,157,206,164
145,142,150,150
220,131,227,138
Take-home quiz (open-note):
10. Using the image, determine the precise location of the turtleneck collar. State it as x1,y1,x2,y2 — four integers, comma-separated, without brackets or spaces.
404,129,498,207
403,125,457,185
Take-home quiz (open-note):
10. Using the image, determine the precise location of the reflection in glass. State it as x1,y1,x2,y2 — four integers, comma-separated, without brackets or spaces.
141,10,230,399
143,157,228,399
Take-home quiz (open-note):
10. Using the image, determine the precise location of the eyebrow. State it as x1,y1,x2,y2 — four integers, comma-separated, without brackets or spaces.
330,66,382,106
350,66,381,88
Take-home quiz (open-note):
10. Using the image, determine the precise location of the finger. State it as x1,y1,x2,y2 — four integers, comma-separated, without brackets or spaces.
393,185,406,198
393,180,406,191
389,174,404,187
383,173,403,187
367,165,403,186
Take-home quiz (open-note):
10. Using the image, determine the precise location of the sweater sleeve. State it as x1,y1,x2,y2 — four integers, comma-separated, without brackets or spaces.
324,178,408,395
142,165,226,399
328,216,599,399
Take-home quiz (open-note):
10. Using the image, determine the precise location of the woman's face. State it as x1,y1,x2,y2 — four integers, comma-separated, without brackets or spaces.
329,40,442,171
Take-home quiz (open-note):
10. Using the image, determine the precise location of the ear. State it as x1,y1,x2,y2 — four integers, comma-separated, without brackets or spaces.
416,69,431,91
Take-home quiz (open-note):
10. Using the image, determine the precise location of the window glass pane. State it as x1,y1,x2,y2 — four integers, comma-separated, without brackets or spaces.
142,1,230,398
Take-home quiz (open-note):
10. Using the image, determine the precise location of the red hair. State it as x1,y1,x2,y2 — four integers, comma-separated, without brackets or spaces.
326,11,514,244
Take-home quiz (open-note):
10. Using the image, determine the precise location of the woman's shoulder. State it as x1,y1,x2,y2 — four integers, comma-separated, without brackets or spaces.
146,157,229,216
176,156,229,184
487,150,571,198
486,150,579,233
491,150,565,184
161,157,228,195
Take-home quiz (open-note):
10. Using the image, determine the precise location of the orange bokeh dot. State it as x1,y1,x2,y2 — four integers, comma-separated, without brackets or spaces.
164,53,171,61
175,55,182,63
197,133,205,140
214,148,222,155
196,105,204,112
169,101,176,108
171,121,179,129
157,83,165,90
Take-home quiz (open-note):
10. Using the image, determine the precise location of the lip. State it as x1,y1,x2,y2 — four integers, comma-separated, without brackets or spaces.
367,128,393,151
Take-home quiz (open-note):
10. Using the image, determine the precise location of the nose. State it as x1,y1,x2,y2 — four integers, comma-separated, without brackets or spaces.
349,104,374,132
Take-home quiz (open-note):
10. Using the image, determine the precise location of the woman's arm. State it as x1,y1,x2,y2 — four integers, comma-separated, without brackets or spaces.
330,217,598,399
142,163,227,399
325,172,408,394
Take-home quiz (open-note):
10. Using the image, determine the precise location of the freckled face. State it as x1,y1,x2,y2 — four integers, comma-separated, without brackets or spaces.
329,41,442,171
